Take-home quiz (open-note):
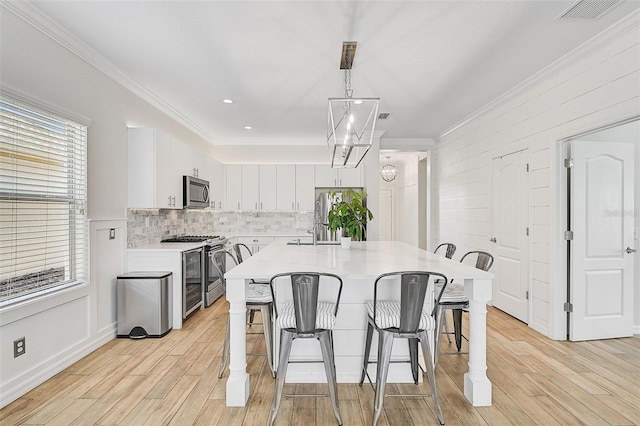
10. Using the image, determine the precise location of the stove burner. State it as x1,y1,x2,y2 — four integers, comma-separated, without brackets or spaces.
161,235,224,243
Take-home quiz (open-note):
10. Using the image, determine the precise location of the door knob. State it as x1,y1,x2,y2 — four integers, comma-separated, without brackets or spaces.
490,237,497,243
626,247,637,254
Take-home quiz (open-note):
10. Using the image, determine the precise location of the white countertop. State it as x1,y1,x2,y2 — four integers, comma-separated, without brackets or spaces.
225,240,494,281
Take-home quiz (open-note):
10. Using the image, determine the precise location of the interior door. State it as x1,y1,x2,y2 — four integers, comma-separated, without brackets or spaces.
378,189,393,241
569,141,635,341
491,150,529,323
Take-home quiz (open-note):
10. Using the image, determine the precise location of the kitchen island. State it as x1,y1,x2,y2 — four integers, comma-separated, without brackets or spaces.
224,240,494,407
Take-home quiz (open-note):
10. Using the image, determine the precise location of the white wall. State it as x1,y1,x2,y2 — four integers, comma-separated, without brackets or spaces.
432,15,640,339
0,8,213,406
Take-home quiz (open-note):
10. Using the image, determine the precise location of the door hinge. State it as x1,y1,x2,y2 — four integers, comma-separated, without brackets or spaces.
564,158,574,168
564,230,574,240
564,302,573,313
526,163,530,172
525,290,529,300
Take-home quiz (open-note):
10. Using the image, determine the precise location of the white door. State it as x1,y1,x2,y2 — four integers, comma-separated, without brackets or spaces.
569,141,635,341
491,150,529,323
379,189,393,241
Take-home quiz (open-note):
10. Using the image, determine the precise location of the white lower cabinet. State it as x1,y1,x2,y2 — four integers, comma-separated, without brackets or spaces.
237,236,275,254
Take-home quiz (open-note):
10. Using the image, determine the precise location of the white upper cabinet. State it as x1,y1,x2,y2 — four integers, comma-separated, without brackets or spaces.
128,128,181,209
276,165,296,211
259,165,277,211
226,164,242,210
314,165,363,188
209,159,225,210
295,165,316,211
241,165,260,210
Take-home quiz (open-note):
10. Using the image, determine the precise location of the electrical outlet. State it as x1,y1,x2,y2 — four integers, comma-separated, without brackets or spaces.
109,228,115,240
14,337,25,358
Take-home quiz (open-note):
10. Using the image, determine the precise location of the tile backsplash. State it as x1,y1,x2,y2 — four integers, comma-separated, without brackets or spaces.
127,209,314,248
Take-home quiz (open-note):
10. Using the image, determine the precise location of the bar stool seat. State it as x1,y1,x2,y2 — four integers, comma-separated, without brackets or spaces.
277,301,337,329
365,301,435,330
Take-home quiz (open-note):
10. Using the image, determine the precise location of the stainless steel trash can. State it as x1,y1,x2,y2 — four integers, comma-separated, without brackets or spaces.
117,271,172,338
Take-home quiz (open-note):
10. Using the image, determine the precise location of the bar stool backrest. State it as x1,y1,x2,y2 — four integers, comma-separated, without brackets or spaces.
210,249,238,292
233,243,252,263
460,251,494,272
373,271,449,333
434,243,456,259
269,272,343,335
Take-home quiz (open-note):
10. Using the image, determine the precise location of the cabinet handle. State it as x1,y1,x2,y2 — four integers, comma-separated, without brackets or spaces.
193,167,198,177
218,201,222,209
168,196,172,207
255,202,258,210
237,202,240,210
261,202,263,210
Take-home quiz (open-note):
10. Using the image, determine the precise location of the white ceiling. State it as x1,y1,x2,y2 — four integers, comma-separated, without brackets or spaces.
20,0,640,159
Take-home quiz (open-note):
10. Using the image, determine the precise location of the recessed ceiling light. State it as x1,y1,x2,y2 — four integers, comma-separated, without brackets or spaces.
244,126,253,130
223,99,234,104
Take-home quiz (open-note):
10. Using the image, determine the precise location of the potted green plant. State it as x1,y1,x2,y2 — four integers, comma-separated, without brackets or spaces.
327,189,373,248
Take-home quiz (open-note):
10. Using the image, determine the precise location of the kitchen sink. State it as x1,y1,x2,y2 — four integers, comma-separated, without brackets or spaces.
286,241,341,246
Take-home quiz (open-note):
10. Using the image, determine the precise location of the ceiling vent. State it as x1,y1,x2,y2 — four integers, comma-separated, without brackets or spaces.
378,112,391,120
557,0,620,20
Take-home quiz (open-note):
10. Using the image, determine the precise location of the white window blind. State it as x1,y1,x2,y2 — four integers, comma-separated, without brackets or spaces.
0,93,87,303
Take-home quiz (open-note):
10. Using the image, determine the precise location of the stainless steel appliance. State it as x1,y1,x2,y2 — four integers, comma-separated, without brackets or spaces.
314,188,366,242
117,271,172,338
183,175,210,209
161,235,227,311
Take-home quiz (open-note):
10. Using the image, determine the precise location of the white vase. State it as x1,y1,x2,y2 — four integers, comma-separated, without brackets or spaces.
341,236,352,249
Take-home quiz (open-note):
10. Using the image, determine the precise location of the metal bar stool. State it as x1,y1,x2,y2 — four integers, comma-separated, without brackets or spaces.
433,242,456,345
268,272,344,426
213,249,275,379
232,242,268,326
434,242,456,259
359,271,449,426
434,251,493,368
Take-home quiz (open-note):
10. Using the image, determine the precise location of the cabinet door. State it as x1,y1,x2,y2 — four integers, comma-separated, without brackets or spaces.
259,165,277,211
314,165,337,187
226,164,242,210
295,165,315,211
241,165,260,211
276,165,296,211
156,133,178,207
338,167,363,187
209,159,225,210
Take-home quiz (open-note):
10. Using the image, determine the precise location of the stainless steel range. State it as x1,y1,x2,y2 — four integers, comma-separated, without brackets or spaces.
161,235,228,314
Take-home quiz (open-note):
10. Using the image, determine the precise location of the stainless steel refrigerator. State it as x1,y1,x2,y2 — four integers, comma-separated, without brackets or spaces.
314,187,366,242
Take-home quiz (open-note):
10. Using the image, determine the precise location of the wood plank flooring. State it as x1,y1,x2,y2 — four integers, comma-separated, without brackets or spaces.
2,298,639,425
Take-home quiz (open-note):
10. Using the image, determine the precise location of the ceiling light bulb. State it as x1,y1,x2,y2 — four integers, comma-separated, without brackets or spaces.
349,114,354,123
223,99,233,104
353,100,363,105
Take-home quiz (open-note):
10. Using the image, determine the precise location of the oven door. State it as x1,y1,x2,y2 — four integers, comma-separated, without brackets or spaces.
182,247,204,317
204,245,225,307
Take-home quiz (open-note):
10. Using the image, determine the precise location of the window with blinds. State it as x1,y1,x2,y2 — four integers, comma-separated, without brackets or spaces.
0,93,87,303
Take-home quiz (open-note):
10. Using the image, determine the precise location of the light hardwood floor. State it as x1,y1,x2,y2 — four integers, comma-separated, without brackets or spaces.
2,298,639,425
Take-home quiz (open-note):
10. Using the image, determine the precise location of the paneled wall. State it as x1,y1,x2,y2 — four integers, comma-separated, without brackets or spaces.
432,16,640,338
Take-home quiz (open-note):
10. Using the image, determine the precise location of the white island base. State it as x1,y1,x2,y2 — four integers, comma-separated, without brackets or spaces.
224,241,493,407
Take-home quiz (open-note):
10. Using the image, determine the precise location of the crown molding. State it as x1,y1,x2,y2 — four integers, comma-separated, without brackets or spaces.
440,9,640,139
380,138,435,151
2,1,213,143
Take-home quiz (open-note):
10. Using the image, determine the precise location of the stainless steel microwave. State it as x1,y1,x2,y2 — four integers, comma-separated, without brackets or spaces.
183,175,210,208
